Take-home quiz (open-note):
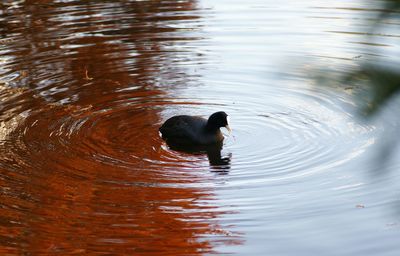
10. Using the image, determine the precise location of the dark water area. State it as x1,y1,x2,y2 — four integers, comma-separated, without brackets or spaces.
0,0,400,255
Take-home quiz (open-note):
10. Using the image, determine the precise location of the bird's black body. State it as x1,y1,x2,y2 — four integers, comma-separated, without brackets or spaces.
159,111,230,145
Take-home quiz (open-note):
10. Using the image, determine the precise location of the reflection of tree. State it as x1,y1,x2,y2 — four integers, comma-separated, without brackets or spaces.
315,0,400,170
342,0,400,115
0,1,241,255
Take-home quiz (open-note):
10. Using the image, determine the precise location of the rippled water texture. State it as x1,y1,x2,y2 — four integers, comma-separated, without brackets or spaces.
1,0,400,255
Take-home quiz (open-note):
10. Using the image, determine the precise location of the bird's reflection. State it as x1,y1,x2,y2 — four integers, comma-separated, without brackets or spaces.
165,141,231,173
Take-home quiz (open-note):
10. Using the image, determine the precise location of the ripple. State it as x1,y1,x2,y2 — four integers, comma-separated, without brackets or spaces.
1,0,398,255
157,80,378,186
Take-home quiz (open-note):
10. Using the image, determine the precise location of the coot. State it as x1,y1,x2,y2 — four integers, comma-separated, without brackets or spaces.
159,111,231,145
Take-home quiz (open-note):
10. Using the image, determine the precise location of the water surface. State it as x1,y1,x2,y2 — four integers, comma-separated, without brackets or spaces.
1,0,400,255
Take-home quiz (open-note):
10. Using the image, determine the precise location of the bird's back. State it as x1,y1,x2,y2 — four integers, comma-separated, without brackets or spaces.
159,115,207,144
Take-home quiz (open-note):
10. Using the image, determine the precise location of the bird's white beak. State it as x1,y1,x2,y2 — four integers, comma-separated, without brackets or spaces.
225,124,231,134
225,116,231,134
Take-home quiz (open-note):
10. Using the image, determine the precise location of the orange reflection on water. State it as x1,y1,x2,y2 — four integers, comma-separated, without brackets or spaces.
0,1,241,254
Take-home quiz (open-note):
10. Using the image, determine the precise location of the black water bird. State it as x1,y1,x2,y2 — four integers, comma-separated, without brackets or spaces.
159,111,231,145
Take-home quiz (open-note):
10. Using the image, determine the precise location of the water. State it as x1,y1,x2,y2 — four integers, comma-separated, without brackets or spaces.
1,0,400,255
